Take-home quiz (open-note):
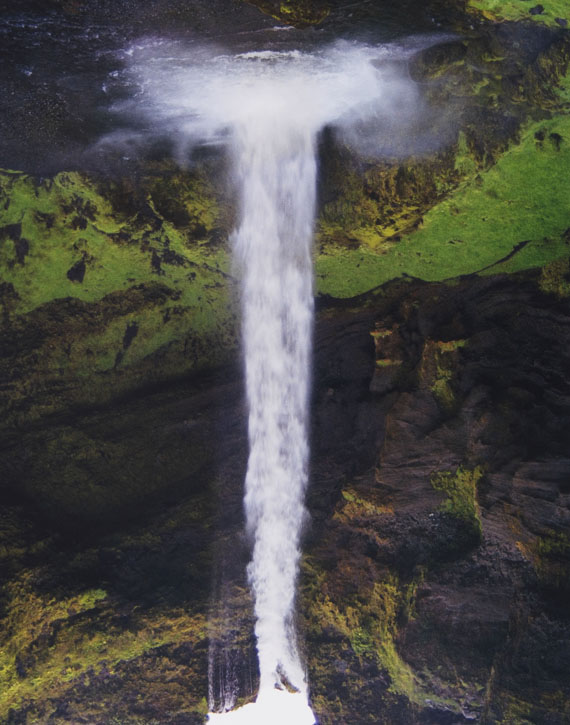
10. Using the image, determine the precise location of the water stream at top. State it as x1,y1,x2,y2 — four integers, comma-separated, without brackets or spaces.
122,40,421,723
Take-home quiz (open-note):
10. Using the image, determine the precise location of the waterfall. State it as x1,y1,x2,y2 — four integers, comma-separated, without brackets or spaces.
209,61,319,725
121,39,420,724
234,110,315,706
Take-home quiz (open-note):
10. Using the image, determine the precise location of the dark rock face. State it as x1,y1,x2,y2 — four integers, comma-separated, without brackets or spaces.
0,363,250,723
303,274,570,723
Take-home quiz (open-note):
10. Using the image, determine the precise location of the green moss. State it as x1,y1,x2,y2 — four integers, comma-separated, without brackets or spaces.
316,113,570,298
430,378,455,409
535,530,570,557
454,132,478,177
337,487,393,518
0,168,232,321
431,466,484,542
246,0,329,26
531,529,570,591
361,580,417,697
303,558,436,708
0,167,239,423
0,572,207,719
302,533,478,720
314,575,419,699
376,358,401,368
468,0,570,27
419,338,467,412
316,153,459,267
558,66,570,104
539,257,570,297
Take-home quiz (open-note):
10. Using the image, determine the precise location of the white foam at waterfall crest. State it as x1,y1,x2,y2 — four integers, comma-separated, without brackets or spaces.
122,40,419,724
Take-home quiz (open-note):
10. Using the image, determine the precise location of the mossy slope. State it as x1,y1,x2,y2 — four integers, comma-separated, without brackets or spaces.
0,492,213,724
0,164,238,424
317,30,570,297
468,0,570,27
316,112,570,297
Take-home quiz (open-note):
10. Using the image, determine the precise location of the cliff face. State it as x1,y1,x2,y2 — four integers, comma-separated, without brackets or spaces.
3,273,570,724
305,275,570,724
1,0,570,722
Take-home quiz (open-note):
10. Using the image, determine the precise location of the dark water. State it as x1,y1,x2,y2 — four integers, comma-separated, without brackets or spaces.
0,0,461,173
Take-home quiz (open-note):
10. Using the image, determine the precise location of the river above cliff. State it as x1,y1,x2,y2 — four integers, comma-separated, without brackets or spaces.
0,0,462,173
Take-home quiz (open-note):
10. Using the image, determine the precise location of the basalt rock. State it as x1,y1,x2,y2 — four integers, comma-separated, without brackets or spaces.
303,273,570,724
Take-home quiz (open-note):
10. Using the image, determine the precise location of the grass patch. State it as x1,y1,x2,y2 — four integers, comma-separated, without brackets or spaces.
431,466,484,542
0,169,238,389
0,574,206,719
316,113,570,298
0,170,231,316
468,0,570,27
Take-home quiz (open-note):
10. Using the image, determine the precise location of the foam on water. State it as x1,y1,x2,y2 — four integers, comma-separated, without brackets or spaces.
208,688,316,724
116,40,420,161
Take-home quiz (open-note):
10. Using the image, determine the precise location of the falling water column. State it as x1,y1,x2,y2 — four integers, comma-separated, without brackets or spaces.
233,114,316,712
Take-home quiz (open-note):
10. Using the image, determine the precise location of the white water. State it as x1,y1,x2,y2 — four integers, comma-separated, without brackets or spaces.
235,95,315,693
121,40,420,723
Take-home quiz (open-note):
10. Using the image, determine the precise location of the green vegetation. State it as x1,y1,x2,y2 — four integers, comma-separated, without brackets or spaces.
302,557,464,720
431,466,484,542
0,484,213,722
246,0,329,26
454,132,478,177
304,567,418,700
0,575,206,720
0,169,236,375
531,529,570,591
0,166,239,425
468,0,570,27
316,114,570,297
539,257,570,297
338,487,393,518
419,339,467,412
357,580,417,698
0,170,222,314
558,65,570,104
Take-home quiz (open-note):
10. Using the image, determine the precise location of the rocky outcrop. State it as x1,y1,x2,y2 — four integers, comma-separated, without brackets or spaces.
304,273,570,724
